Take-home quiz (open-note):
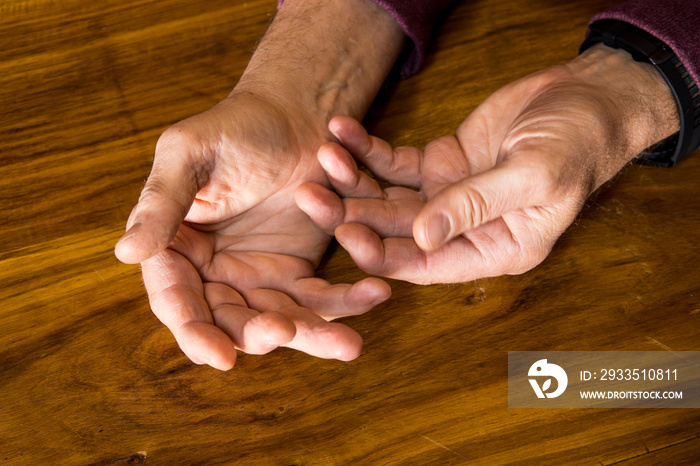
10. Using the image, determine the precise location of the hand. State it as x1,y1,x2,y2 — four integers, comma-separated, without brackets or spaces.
296,44,679,285
114,0,404,370
115,92,390,370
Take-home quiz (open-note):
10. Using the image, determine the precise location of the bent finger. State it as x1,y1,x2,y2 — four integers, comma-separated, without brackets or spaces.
289,277,391,320
295,182,346,235
204,282,296,355
329,115,423,187
245,289,363,361
142,249,237,371
297,182,423,238
318,142,384,199
336,222,517,284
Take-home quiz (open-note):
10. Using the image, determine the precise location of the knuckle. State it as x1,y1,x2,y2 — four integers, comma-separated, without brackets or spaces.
513,155,566,203
510,248,548,275
456,187,489,229
139,176,168,200
156,124,202,155
424,135,457,158
540,64,573,83
508,229,558,276
533,161,563,200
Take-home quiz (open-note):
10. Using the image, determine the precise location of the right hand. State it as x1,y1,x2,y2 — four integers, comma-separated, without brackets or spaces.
115,91,390,370
296,45,680,285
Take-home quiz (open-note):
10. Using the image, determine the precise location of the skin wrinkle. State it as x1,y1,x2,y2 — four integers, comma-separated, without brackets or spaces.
417,143,425,185
136,174,186,218
452,132,470,177
424,137,466,189
504,93,605,197
209,221,327,264
204,282,247,308
424,242,464,284
472,221,504,257
160,126,212,190
457,183,487,233
153,285,209,330
394,148,420,187
342,152,365,193
293,278,328,312
387,137,404,176
193,138,228,209
473,234,506,275
497,213,523,254
382,197,400,239
145,252,183,287
173,227,215,267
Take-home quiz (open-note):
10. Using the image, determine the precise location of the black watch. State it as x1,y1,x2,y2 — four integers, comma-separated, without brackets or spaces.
581,19,700,167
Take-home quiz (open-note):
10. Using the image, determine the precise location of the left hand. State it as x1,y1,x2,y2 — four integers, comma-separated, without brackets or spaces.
115,0,404,370
117,93,390,371
296,44,680,284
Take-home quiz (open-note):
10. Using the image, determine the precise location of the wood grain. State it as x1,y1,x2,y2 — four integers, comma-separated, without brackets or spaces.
2,0,699,464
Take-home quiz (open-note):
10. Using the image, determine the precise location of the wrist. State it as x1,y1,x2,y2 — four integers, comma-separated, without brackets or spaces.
565,44,679,181
234,0,405,126
581,20,700,167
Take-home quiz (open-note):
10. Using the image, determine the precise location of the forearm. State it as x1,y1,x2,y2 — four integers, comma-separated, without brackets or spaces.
235,0,405,124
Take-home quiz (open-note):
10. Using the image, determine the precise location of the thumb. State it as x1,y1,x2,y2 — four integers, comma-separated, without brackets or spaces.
413,159,558,251
115,131,209,264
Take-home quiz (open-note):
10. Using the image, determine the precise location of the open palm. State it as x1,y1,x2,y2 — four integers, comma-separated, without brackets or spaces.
116,92,389,370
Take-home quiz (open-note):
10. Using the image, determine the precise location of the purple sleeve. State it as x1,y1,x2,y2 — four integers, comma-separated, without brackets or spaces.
591,0,700,86
369,0,454,77
277,0,453,77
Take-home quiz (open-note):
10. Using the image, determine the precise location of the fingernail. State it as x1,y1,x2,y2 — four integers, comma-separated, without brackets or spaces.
117,230,135,247
426,213,451,249
371,297,387,306
119,222,141,241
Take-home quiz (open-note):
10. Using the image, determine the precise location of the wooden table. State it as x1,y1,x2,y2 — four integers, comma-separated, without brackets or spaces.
3,0,699,463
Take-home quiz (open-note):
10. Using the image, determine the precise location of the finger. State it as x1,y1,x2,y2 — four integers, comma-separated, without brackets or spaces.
245,289,363,361
204,282,296,355
413,157,561,251
115,127,210,264
295,182,346,235
297,182,423,238
289,277,391,319
317,142,384,199
420,135,471,198
340,190,423,238
329,116,423,187
335,222,504,284
335,223,428,283
142,249,237,371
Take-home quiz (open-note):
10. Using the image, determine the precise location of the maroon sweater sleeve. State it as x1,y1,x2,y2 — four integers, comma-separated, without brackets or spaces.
591,0,700,86
368,0,453,77
277,0,453,77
